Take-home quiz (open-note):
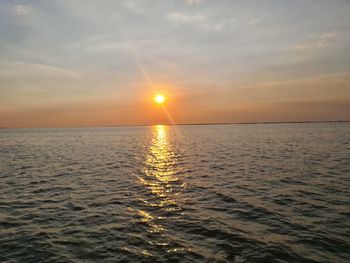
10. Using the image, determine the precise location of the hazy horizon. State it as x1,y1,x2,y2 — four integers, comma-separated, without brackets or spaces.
1,0,350,128
1,120,350,130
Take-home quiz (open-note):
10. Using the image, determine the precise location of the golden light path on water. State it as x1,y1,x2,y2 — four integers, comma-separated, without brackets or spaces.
131,125,185,244
143,125,178,188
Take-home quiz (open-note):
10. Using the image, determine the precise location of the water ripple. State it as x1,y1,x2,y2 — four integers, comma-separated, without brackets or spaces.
1,123,350,262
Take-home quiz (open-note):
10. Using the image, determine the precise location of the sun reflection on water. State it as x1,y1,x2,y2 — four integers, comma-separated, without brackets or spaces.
140,125,182,208
135,125,184,237
145,125,178,181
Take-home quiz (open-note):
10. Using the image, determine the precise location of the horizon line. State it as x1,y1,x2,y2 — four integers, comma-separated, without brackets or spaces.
1,120,349,129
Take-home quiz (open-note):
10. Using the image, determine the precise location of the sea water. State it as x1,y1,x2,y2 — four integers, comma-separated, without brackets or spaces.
1,123,349,262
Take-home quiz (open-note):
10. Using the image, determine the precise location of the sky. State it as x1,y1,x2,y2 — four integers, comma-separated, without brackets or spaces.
0,0,350,127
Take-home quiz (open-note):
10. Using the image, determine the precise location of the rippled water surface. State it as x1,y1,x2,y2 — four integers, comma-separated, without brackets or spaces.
1,123,350,262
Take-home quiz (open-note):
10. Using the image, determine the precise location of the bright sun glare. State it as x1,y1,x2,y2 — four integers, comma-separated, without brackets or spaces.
154,94,165,104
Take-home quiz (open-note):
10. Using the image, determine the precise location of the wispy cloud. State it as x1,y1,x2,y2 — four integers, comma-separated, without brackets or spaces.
247,17,262,26
0,61,81,79
167,12,235,32
167,12,206,24
14,5,30,15
186,0,202,5
292,31,338,51
124,0,145,14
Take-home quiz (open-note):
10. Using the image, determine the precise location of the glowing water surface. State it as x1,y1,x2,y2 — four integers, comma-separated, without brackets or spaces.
1,123,349,262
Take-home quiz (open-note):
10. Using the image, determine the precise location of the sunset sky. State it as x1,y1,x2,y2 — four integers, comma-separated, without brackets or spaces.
1,0,350,127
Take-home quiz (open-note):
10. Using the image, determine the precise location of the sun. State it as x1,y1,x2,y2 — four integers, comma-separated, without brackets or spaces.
154,94,165,104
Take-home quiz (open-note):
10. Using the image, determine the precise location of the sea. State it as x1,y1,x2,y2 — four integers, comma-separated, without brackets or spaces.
0,123,349,263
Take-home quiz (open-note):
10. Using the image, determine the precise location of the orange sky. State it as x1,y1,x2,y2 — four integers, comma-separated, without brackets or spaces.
0,1,350,127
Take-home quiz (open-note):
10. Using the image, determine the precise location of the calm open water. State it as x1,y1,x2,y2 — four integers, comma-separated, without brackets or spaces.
0,123,349,263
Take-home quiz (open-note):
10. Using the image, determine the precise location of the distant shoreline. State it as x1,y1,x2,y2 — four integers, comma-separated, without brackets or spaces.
170,120,350,126
1,120,349,129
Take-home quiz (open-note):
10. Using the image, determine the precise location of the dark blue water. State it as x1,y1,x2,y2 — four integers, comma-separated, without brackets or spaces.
1,123,349,262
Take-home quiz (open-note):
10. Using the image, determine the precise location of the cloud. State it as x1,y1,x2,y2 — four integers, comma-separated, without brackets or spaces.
0,61,80,80
125,0,144,14
14,5,29,15
167,12,206,24
247,17,262,26
186,0,202,5
292,31,338,51
167,12,235,32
